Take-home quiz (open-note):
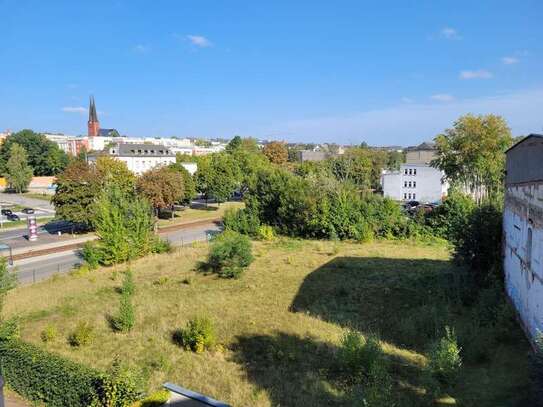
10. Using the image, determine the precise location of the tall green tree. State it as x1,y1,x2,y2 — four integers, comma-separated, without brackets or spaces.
136,166,185,213
169,163,197,204
96,156,136,195
4,143,33,193
195,153,241,204
432,114,513,202
225,136,242,153
0,130,68,176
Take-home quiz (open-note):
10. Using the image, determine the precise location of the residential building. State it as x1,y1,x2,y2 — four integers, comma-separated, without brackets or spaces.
298,150,330,162
88,143,176,175
381,141,448,202
503,134,543,344
44,134,88,156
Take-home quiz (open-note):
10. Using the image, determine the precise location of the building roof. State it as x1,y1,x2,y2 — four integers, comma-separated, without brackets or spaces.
88,96,98,123
98,128,120,137
505,134,543,154
407,141,436,151
111,143,175,157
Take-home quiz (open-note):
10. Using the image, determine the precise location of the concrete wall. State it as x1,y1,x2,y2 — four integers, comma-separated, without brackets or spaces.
504,183,543,342
381,171,402,200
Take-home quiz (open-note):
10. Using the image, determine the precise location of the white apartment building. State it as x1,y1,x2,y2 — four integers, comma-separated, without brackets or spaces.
381,142,448,202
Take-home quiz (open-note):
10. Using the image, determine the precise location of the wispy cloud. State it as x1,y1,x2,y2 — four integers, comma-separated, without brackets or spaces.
460,69,493,80
431,94,455,102
186,35,212,48
133,44,150,54
502,56,519,65
62,106,87,114
265,88,543,145
440,27,461,40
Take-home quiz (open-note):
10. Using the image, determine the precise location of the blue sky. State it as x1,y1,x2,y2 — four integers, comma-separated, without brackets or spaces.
1,0,542,145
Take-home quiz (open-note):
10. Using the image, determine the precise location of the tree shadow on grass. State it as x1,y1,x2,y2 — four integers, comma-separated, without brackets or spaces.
289,256,469,352
231,331,350,406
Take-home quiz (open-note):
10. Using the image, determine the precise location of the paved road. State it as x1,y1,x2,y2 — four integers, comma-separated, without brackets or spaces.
0,192,54,211
12,222,222,284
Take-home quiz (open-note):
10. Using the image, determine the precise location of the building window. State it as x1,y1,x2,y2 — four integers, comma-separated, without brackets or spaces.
408,169,412,175
404,181,407,187
413,169,417,175
413,181,416,188
404,193,407,200
408,193,411,199
413,193,416,199
407,181,411,188
404,169,408,175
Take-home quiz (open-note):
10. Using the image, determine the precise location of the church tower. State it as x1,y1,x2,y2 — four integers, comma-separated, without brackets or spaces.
88,96,100,137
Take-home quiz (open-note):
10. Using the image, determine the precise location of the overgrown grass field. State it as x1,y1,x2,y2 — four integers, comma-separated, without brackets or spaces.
6,239,531,406
157,201,244,227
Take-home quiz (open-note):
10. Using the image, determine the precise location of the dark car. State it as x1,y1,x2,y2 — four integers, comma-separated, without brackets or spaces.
22,208,34,214
7,214,20,221
1,209,13,216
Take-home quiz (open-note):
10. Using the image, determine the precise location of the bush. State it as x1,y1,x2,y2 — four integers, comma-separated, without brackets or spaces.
121,269,135,296
40,324,58,343
223,208,260,236
338,330,384,379
151,238,172,254
135,390,171,407
207,230,254,278
425,192,476,242
174,316,215,353
428,326,462,385
82,241,101,270
0,339,140,406
0,318,20,341
111,292,135,333
360,362,396,407
257,225,276,241
68,321,94,347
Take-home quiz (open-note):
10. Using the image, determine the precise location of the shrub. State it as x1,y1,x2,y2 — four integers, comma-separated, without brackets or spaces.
0,318,20,341
360,362,396,407
223,208,260,236
151,238,172,254
207,230,254,278
257,225,276,241
135,390,171,407
425,192,476,242
82,241,101,270
111,292,135,333
428,326,462,385
40,324,58,343
68,321,94,347
174,316,215,353
0,339,140,406
121,269,135,296
338,330,384,379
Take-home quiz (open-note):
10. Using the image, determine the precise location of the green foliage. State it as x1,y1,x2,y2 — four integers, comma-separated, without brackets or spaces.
0,129,68,176
257,225,276,241
223,208,260,236
0,257,17,316
0,339,140,406
425,191,476,242
359,362,396,407
137,166,185,211
4,143,33,193
40,324,58,343
195,153,241,203
225,135,242,153
89,186,156,266
169,162,197,204
151,238,172,254
433,114,513,202
174,316,215,353
82,241,101,270
68,321,94,347
207,230,254,278
96,156,136,195
338,330,384,379
136,390,170,407
427,326,462,385
121,269,135,296
0,318,20,341
111,291,135,332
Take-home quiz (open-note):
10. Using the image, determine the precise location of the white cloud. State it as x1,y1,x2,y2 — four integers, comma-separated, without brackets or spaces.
440,27,461,40
401,97,414,103
61,106,87,114
133,44,150,54
263,88,543,145
187,35,212,48
502,56,519,65
460,69,493,80
431,94,455,102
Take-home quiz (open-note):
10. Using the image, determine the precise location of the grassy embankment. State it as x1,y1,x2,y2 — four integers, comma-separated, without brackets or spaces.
157,201,244,227
6,238,531,406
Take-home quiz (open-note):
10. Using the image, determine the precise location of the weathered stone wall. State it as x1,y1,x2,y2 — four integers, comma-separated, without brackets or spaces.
504,182,543,342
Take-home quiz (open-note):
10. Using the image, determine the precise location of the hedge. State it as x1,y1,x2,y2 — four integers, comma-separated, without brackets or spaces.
0,339,138,406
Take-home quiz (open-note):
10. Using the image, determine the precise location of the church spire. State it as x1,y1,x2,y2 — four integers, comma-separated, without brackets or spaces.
88,95,100,137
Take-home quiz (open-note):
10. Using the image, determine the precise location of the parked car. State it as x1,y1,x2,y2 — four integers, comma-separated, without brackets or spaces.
22,208,34,214
7,214,20,221
1,209,13,216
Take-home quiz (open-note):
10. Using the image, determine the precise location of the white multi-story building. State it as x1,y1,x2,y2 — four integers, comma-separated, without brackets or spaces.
381,142,448,202
88,143,176,175
503,134,543,344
